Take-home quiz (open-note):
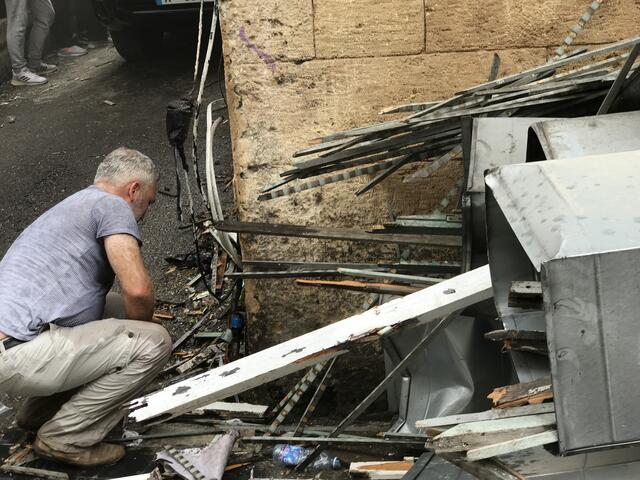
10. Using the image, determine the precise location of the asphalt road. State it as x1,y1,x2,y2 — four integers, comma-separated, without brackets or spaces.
0,39,233,301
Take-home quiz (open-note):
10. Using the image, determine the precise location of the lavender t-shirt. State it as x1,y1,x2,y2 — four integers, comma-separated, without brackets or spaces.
0,185,141,340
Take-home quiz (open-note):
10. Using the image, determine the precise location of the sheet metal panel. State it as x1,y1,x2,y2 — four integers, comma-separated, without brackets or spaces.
542,249,640,454
464,117,547,272
485,151,640,271
468,117,547,193
529,110,640,161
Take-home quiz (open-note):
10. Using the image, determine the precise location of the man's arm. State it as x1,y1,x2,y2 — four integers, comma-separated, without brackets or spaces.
103,234,156,322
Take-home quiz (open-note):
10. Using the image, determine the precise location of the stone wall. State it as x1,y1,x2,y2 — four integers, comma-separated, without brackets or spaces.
218,0,638,405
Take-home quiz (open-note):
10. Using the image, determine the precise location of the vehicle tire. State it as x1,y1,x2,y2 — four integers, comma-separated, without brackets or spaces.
109,27,162,61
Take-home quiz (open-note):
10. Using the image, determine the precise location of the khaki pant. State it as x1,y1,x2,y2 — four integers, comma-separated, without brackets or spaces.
0,294,171,452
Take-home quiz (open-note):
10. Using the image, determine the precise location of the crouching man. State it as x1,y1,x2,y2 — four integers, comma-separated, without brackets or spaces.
0,147,171,466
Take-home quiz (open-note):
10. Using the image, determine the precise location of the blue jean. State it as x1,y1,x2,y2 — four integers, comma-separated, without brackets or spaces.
4,0,55,72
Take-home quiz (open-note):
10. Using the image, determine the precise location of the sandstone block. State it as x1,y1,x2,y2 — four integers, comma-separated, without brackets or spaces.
314,0,425,58
425,0,639,52
220,0,315,65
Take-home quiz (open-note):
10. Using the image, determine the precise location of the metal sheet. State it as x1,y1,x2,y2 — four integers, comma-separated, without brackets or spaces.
468,117,548,193
464,117,548,273
485,187,549,383
485,151,640,271
542,249,640,454
384,314,506,434
528,110,640,161
415,455,475,479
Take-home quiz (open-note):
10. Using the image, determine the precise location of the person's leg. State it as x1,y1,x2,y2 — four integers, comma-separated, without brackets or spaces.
37,320,171,452
4,0,29,72
50,0,71,47
26,0,55,69
15,292,130,433
16,390,77,431
0,318,170,453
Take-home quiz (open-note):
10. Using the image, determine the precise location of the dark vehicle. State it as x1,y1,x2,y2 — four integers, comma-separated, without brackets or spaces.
91,0,215,61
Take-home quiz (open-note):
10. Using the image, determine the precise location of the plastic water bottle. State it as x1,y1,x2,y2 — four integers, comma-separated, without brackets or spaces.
272,444,342,470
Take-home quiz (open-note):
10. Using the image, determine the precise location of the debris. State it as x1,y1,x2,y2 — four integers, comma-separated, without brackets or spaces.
272,444,341,470
176,342,223,374
507,281,542,309
488,378,553,409
103,100,116,106
243,259,461,275
156,430,240,480
484,329,547,355
129,265,492,423
431,413,557,454
337,268,443,286
259,37,640,200
153,311,175,321
415,402,555,429
194,401,268,417
1,444,69,480
349,460,414,479
465,430,558,461
296,279,420,296
214,220,461,247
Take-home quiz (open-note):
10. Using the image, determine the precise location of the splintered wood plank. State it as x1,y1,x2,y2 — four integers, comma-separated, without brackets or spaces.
433,427,550,454
465,430,559,461
435,413,556,439
416,402,555,429
350,460,414,479
488,378,553,408
129,265,492,423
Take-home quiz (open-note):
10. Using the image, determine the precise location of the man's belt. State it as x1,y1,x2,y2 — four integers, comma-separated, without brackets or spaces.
1,337,25,351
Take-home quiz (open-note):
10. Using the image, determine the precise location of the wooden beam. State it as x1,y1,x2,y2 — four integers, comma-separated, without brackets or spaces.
214,220,462,247
129,265,493,423
349,460,414,479
432,414,557,453
0,465,69,480
508,281,542,309
465,430,558,461
435,413,556,439
296,279,420,295
416,403,555,429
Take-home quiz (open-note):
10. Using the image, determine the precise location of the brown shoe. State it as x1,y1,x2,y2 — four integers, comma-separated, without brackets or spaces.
34,437,125,467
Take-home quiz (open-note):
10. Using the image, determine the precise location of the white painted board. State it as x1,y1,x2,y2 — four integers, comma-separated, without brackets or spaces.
435,413,556,440
416,403,555,429
129,266,492,423
466,430,558,461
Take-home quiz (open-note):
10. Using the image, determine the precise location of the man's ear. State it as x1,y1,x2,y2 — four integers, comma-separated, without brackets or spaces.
126,181,142,201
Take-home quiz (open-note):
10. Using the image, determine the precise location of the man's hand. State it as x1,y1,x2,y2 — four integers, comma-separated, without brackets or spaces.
104,234,156,322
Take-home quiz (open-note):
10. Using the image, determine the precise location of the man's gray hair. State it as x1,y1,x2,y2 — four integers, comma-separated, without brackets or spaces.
95,147,159,187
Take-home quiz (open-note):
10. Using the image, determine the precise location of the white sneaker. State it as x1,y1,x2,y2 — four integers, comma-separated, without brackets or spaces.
29,62,58,74
11,68,47,86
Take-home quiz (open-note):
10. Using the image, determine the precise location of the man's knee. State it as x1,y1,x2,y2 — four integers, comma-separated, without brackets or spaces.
139,323,172,364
